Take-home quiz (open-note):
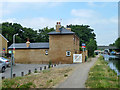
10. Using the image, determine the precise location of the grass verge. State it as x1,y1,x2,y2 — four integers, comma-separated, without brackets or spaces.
2,66,74,88
85,56,119,88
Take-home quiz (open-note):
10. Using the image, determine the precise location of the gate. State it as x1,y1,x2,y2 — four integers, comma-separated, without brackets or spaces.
73,54,82,63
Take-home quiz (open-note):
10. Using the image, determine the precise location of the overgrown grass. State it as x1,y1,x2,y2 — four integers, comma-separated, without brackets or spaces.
2,67,74,88
85,56,119,88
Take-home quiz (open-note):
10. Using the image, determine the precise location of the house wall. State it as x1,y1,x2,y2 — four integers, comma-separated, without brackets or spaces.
9,34,80,64
74,35,80,54
14,49,49,64
49,34,80,64
0,35,8,54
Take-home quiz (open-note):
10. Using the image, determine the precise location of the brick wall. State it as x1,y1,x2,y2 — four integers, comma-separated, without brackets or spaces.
13,49,49,64
49,34,80,64
0,35,8,54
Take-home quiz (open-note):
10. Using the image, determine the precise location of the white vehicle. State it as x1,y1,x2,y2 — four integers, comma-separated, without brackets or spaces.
0,57,11,67
0,61,6,73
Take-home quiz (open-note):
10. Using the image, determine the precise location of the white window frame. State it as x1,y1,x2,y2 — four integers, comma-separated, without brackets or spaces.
66,51,71,56
45,50,48,55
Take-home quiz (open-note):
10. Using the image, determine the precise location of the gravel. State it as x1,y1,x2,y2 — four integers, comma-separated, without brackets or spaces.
1,63,76,79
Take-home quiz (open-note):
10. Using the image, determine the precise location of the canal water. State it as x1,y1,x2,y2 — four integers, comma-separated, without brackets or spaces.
102,54,120,76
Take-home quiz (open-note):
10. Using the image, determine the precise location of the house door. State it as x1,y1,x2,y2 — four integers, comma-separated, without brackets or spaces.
73,54,82,63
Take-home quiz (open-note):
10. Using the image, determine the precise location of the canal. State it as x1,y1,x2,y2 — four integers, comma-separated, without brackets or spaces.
102,54,120,76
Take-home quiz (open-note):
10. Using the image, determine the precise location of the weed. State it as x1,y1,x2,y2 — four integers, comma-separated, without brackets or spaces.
34,70,38,73
19,82,33,88
64,74,68,77
47,79,53,83
85,56,119,88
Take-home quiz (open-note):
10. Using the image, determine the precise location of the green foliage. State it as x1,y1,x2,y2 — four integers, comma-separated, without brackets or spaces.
64,74,68,77
48,60,52,68
67,24,97,56
85,56,119,88
47,79,53,83
19,82,34,88
2,22,55,46
86,39,97,57
109,43,115,46
2,22,97,55
68,24,96,45
115,38,120,49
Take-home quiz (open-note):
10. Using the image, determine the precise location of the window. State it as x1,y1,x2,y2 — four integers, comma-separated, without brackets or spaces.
66,51,71,56
45,50,48,55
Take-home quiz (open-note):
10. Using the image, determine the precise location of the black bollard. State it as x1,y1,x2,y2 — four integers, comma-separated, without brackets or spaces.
44,66,46,70
13,74,16,78
21,72,24,76
40,67,42,70
28,70,31,74
2,76,5,79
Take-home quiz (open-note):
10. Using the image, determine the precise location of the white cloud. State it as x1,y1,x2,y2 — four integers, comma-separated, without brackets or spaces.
1,6,118,46
71,9,98,18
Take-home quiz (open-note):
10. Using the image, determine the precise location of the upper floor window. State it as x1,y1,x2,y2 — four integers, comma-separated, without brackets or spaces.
66,51,71,56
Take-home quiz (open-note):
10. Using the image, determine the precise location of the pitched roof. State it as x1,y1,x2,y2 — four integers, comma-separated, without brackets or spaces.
0,33,9,42
48,28,74,35
8,42,49,49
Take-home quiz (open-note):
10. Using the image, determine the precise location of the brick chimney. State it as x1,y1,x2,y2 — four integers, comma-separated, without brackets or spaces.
56,22,61,32
66,25,71,31
26,38,30,48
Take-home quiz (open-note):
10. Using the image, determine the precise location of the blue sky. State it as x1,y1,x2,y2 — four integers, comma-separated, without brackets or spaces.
0,1,118,46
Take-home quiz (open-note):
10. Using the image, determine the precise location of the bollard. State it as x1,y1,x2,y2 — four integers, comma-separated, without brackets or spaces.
44,66,46,70
28,70,31,74
51,65,53,67
48,65,50,68
40,67,42,70
13,74,16,78
34,68,37,72
2,76,5,79
21,72,24,76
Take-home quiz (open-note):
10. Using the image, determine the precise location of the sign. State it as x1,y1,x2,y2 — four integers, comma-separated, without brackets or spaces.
73,54,82,63
9,51,12,54
13,51,15,54
3,48,5,51
82,43,86,48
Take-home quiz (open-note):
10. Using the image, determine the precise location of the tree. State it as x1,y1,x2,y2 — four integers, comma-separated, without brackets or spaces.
86,39,97,57
67,24,96,45
1,22,55,46
115,38,120,49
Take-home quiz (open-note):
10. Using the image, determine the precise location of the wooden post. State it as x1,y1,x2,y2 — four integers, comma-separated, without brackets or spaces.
21,72,24,76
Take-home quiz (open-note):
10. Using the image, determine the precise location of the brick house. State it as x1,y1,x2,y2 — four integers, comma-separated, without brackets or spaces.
0,33,9,55
8,22,80,64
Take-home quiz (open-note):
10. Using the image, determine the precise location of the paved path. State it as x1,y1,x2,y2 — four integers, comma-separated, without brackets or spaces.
56,56,99,88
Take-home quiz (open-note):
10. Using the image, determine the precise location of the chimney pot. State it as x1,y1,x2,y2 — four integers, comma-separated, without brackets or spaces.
56,22,61,32
26,38,30,48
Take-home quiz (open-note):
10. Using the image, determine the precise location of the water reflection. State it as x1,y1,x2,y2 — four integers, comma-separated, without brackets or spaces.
101,54,120,76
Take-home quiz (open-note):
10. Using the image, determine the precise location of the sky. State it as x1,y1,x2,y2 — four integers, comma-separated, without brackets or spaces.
0,1,119,46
